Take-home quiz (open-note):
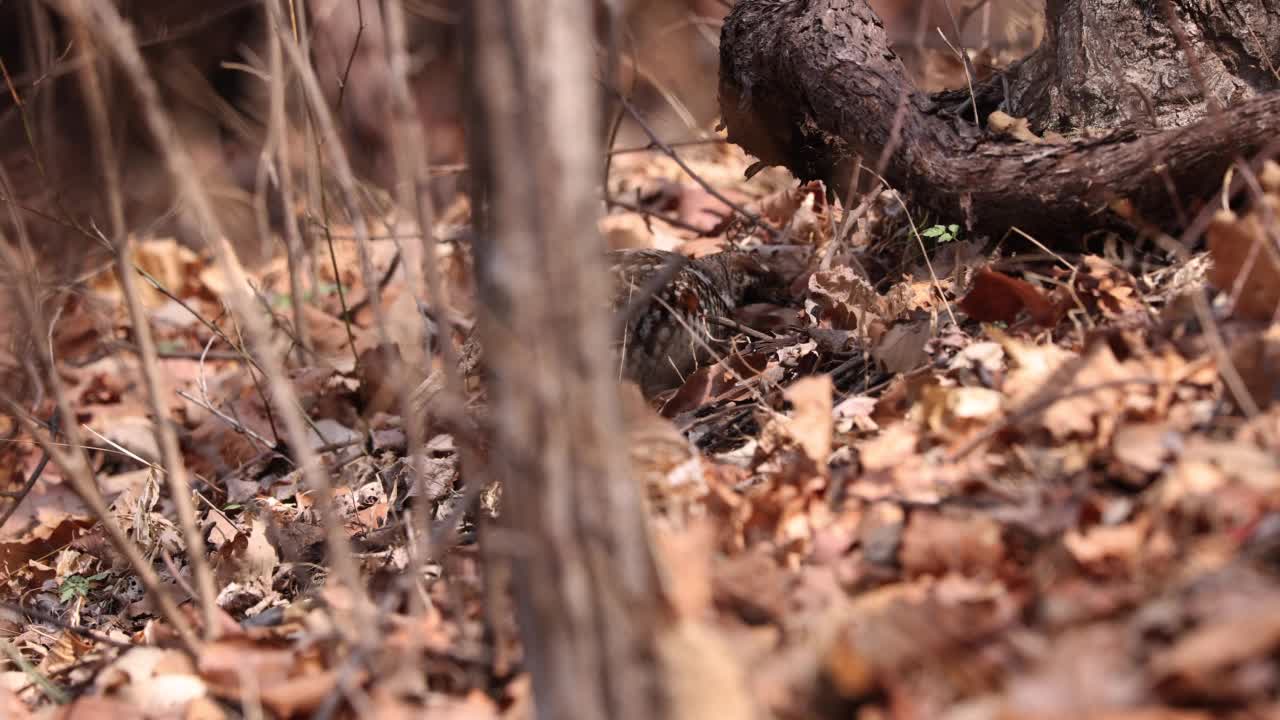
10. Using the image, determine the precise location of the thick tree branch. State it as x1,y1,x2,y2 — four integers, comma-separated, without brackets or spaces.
464,2,667,718
719,0,1280,240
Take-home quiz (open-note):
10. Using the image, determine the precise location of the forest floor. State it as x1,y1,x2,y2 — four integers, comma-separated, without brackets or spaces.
5,79,1280,720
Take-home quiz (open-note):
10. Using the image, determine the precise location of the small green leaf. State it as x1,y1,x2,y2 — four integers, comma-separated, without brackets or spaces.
922,226,945,238
948,224,960,234
59,575,90,603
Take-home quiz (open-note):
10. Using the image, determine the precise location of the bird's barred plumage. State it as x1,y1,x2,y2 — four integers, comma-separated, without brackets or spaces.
609,248,781,395
413,248,781,414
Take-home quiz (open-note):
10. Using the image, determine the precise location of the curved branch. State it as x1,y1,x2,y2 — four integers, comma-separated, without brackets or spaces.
719,0,1280,240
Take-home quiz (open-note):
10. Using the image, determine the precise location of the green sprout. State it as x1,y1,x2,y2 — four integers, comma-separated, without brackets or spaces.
58,572,109,603
922,223,961,243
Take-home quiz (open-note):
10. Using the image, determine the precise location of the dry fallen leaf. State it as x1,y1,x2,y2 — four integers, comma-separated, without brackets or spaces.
998,333,1138,441
807,266,883,331
95,647,207,718
211,516,279,596
51,696,140,720
959,267,1061,327
1261,160,1280,193
713,549,792,625
872,317,934,374
899,512,1005,578
920,383,1003,438
1207,205,1280,321
782,374,834,471
1063,517,1150,577
1069,255,1149,323
0,685,29,719
10,20,1280,720
1228,324,1280,409
988,110,1053,144
1152,603,1280,703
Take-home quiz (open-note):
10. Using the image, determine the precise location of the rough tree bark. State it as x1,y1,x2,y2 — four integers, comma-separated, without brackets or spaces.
999,0,1280,132
719,0,1280,241
462,2,668,719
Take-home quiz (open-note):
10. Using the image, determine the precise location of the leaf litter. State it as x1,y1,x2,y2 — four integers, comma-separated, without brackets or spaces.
3,123,1280,720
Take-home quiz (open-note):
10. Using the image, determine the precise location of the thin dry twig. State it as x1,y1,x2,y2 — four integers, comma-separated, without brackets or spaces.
0,414,56,531
606,196,713,236
0,636,69,705
609,138,727,156
341,249,401,321
265,21,311,359
609,86,778,239
385,0,491,617
2,394,201,657
264,0,391,352
938,0,981,126
0,600,134,649
0,156,201,659
865,167,959,327
60,0,371,632
333,0,366,113
71,19,219,641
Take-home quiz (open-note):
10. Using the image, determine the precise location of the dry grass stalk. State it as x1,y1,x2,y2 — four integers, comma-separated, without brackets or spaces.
56,0,371,635
263,0,391,352
383,0,479,594
68,13,220,641
263,20,312,360
0,216,201,658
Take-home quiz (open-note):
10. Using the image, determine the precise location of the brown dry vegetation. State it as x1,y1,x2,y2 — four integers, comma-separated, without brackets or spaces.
3,1,1280,719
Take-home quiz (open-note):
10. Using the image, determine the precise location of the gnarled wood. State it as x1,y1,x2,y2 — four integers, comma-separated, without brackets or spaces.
1006,0,1280,132
719,0,1280,240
